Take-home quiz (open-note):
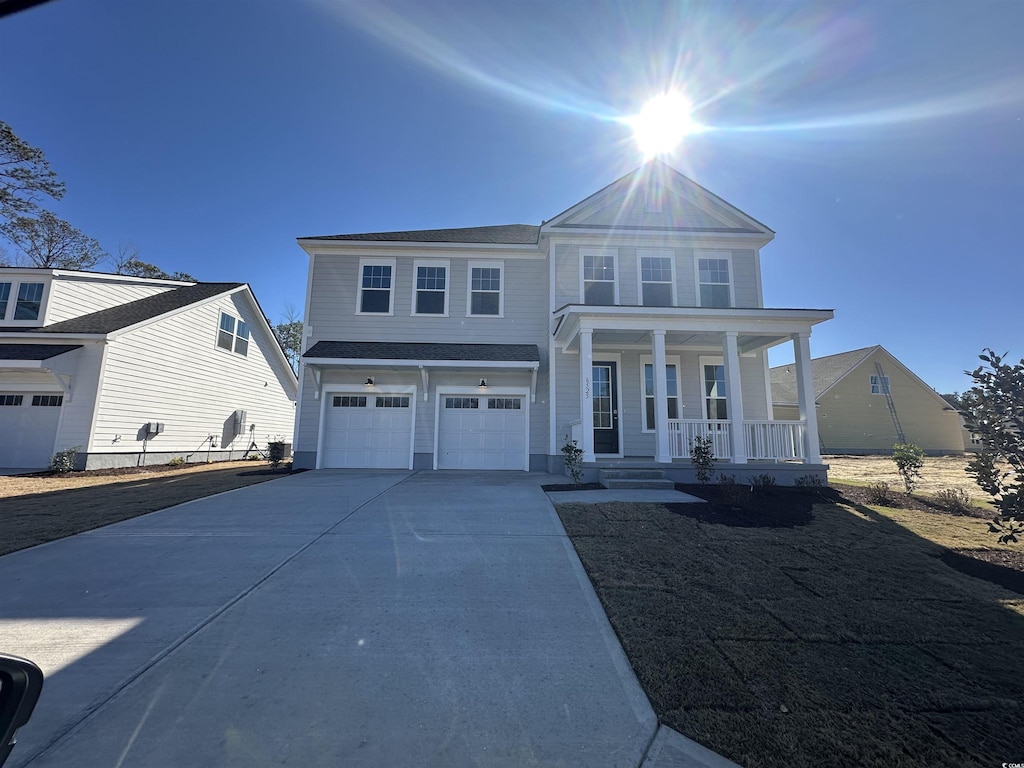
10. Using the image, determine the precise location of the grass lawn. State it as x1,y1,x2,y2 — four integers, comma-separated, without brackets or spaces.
0,461,290,556
555,485,1024,768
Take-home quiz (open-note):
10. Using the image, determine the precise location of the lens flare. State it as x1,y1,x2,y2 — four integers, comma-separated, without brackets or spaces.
625,93,703,157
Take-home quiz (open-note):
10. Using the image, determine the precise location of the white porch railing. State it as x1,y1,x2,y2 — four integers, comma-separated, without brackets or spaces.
667,419,806,461
744,420,806,461
668,420,732,460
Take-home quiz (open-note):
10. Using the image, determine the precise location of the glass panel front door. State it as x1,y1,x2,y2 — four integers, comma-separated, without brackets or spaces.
592,362,619,454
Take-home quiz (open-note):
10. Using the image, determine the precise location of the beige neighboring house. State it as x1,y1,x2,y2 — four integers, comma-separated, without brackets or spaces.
770,345,964,455
0,267,297,470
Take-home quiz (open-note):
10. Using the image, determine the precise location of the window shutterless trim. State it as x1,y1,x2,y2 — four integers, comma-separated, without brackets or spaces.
579,247,618,305
356,257,396,316
636,249,676,307
694,251,735,308
466,261,504,317
412,259,450,317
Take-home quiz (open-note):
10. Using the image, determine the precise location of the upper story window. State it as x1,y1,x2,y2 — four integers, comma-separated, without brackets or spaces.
582,249,617,305
696,255,732,308
358,258,395,314
638,251,675,307
642,363,679,430
0,283,10,320
217,312,249,356
468,262,503,316
870,375,890,395
413,261,448,316
15,282,45,320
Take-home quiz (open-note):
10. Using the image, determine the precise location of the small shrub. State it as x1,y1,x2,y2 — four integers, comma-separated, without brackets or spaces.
168,456,186,466
689,435,715,485
750,473,777,494
718,473,750,507
891,442,925,494
50,446,80,474
795,474,824,488
267,441,287,469
561,436,585,486
867,481,893,505
935,487,972,514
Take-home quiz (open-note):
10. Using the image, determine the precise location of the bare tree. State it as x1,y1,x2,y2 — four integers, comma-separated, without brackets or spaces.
3,211,105,270
113,243,196,281
273,303,304,375
0,119,64,227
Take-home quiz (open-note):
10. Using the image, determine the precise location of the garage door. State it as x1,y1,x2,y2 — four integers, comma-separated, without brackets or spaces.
321,393,414,468
0,393,63,469
437,395,527,470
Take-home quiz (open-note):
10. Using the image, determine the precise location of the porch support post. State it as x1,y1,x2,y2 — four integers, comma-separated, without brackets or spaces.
579,329,595,463
793,332,822,463
721,331,747,464
651,330,671,463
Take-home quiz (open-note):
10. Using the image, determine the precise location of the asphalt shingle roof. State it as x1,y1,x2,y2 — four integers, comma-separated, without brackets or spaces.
33,283,243,335
304,341,540,363
0,344,83,360
769,346,878,403
301,224,540,244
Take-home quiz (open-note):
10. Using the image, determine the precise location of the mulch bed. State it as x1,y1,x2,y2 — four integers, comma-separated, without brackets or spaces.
22,460,278,479
669,484,826,528
942,548,1024,595
829,482,990,518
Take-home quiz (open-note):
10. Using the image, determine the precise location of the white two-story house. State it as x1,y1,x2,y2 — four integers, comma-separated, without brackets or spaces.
0,268,297,470
293,162,833,482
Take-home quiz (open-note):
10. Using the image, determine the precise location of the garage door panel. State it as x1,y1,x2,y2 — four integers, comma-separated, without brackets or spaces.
0,394,62,468
322,393,413,469
437,395,526,470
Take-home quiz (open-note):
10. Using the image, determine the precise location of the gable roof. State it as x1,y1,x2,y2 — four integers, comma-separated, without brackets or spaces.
30,283,243,335
304,341,540,363
0,343,82,360
770,346,878,404
301,224,539,244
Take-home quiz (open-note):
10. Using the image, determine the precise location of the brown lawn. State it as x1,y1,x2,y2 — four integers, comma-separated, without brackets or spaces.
824,454,996,501
0,461,288,556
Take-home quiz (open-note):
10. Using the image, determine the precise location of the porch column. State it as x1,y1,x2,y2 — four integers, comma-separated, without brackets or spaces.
579,329,595,462
651,330,671,463
721,331,747,463
793,332,822,463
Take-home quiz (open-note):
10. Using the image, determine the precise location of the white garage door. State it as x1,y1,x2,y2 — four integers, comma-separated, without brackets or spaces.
437,395,527,470
321,393,414,469
0,393,63,469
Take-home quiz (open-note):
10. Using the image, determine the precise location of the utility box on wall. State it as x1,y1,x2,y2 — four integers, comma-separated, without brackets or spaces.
232,409,247,435
144,422,165,436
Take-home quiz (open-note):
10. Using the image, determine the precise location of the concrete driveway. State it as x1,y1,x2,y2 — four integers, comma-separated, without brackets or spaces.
1,470,660,767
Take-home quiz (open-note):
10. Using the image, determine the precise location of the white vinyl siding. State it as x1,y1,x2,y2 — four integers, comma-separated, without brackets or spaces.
92,293,296,454
44,279,174,324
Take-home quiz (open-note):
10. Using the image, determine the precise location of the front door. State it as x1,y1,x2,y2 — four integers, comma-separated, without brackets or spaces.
592,362,619,454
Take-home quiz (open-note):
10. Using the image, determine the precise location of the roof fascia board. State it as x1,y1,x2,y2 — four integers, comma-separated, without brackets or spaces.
545,230,773,248
304,358,539,369
553,304,834,321
50,270,193,287
297,239,540,257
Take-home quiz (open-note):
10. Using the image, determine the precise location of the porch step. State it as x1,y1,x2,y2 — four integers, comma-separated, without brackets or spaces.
599,469,676,490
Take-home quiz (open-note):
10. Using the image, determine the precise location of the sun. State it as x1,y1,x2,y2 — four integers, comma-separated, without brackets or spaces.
627,92,701,157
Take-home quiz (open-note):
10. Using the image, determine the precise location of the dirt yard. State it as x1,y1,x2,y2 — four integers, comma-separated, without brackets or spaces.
824,454,994,501
0,461,289,556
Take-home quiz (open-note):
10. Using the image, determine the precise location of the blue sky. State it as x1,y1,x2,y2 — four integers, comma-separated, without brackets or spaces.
1,0,1020,394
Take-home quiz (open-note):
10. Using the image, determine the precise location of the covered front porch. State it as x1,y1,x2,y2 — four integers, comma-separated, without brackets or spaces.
552,305,833,473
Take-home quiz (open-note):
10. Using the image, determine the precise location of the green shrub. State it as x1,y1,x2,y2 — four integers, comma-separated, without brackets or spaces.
267,441,287,469
718,473,750,507
50,446,80,474
892,443,925,494
689,435,715,485
750,473,777,494
561,436,584,486
794,474,824,488
867,481,893,505
168,456,185,466
935,487,972,514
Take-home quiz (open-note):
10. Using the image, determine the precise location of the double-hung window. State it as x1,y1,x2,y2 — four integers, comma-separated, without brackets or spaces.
468,262,503,316
14,283,44,320
358,259,395,314
696,254,732,308
638,250,674,307
413,261,448,316
642,363,679,431
582,249,617,305
0,283,10,320
702,362,728,419
217,312,249,356
870,375,890,395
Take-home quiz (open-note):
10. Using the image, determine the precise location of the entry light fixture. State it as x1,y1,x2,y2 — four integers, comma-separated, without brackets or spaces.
479,378,487,388
365,377,374,386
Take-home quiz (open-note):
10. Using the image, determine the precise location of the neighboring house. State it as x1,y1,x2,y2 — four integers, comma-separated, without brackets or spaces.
770,345,964,455
0,268,297,470
293,161,834,482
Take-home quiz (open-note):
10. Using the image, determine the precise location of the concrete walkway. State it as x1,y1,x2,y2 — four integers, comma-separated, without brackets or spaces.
0,469,737,767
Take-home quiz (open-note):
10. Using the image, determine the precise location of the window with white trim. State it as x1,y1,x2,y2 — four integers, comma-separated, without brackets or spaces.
217,312,249,356
0,283,10,320
870,375,890,395
468,262,503,316
414,261,448,316
333,396,366,408
487,397,521,410
376,396,410,408
444,397,479,409
0,394,23,406
15,282,44,320
697,256,732,308
32,394,63,407
582,250,616,305
357,259,395,314
703,363,728,419
639,251,674,307
642,364,679,430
